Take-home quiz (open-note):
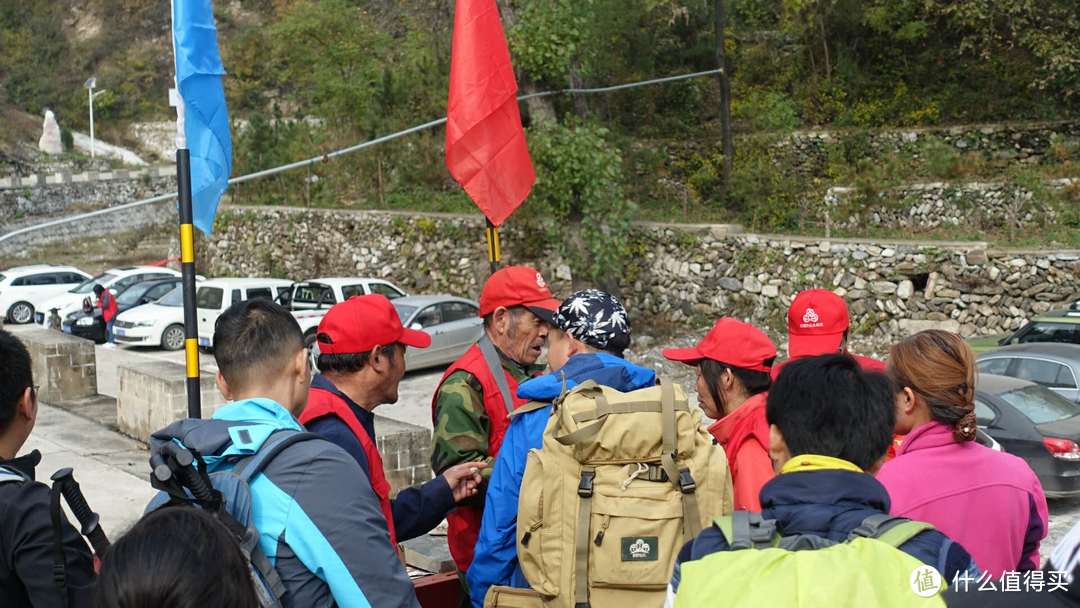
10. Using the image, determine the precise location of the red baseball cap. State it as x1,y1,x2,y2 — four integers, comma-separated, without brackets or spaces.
786,289,850,359
477,265,560,323
316,295,431,355
663,317,777,373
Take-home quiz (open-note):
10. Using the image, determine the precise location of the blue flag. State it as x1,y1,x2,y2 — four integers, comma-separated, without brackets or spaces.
172,0,232,234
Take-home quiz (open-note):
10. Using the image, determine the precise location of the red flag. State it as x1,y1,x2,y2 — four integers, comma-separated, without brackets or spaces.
445,0,535,226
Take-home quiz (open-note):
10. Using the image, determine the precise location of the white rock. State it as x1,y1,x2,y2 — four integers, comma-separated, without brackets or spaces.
896,280,914,300
555,264,572,281
742,275,762,294
38,110,63,155
761,285,779,298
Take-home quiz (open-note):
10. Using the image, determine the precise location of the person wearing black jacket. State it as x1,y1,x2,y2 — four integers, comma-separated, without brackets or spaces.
0,330,94,607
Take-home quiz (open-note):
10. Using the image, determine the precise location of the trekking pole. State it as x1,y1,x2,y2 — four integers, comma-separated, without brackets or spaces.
50,468,110,555
160,443,217,505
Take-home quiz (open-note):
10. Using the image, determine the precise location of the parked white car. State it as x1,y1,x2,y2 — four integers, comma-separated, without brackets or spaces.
112,285,193,350
0,265,90,324
289,277,407,346
196,278,295,348
34,266,182,326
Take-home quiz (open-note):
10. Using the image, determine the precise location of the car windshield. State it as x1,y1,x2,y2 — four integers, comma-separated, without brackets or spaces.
157,286,183,307
116,284,150,307
72,272,117,294
1018,321,1080,345
393,303,417,322
999,385,1080,424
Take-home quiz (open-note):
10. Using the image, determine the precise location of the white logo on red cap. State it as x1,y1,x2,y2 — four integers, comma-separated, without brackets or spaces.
801,307,823,328
536,273,547,288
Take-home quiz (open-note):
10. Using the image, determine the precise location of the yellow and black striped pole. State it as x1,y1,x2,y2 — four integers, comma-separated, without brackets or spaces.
176,147,201,418
485,219,501,275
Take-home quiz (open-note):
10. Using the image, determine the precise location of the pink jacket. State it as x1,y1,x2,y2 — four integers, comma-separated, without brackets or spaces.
877,421,1048,577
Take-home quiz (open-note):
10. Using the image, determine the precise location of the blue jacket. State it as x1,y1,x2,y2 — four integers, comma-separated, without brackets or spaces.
467,353,657,607
149,398,418,608
304,374,454,542
668,468,981,597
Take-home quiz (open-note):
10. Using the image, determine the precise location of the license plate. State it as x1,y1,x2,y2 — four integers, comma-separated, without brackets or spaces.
113,328,126,337
198,337,210,346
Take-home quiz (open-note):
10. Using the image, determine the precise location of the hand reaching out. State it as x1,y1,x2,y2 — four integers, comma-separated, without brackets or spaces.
442,461,487,503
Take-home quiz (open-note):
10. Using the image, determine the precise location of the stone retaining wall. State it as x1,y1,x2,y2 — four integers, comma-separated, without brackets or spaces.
780,120,1080,174
202,206,1080,350
824,178,1076,233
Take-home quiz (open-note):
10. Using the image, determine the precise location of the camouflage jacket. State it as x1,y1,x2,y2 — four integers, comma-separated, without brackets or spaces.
431,347,544,479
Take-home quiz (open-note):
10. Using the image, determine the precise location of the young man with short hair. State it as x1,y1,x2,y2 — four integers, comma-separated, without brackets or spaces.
468,289,657,606
300,295,484,547
667,354,978,605
0,330,94,608
149,300,417,608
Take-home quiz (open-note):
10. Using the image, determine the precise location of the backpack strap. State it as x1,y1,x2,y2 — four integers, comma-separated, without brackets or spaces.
478,334,515,415
509,400,551,419
574,467,596,608
713,512,780,550
848,513,935,548
49,480,68,608
0,466,27,485
229,431,320,607
657,378,702,540
231,430,323,483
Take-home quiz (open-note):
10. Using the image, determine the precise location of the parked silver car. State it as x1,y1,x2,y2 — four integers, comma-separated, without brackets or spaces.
392,295,484,371
976,343,1080,404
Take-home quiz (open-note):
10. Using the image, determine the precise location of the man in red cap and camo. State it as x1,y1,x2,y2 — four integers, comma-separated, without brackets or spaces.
782,288,902,457
431,265,559,575
300,295,485,552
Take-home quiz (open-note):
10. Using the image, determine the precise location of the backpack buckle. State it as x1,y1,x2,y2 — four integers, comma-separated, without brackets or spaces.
678,468,696,494
578,470,595,498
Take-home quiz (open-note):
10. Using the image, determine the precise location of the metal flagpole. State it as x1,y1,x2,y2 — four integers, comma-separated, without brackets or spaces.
484,219,501,275
171,0,201,419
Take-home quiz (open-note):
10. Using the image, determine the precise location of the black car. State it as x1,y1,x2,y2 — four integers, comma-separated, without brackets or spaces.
63,278,182,343
976,373,1080,498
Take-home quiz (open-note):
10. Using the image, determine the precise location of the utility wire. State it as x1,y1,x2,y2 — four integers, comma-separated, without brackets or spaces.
0,68,723,244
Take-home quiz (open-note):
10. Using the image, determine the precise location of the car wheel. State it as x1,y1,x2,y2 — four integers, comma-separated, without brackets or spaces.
161,324,186,351
7,302,34,324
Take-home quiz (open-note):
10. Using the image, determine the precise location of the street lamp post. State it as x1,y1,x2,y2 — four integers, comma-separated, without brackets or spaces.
85,78,107,159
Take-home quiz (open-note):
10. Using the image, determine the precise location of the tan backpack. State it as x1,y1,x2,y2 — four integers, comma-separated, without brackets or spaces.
485,378,733,608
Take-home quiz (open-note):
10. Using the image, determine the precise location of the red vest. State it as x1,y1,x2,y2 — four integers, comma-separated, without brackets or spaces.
300,386,398,548
99,290,118,322
432,343,530,572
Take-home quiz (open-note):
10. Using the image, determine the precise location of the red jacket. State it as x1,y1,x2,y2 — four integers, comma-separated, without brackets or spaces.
432,343,529,573
300,386,398,548
707,393,774,511
98,290,118,322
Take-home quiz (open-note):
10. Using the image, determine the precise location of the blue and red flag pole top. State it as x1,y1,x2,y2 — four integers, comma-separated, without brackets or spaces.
170,0,233,418
445,0,535,274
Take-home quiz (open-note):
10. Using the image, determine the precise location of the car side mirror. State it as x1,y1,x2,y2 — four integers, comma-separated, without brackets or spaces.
410,322,423,331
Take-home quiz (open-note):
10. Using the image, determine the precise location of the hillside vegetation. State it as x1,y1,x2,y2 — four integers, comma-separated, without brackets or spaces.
1,1,1078,279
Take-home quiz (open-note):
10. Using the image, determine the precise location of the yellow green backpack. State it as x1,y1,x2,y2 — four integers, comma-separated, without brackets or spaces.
673,511,949,608
485,378,733,608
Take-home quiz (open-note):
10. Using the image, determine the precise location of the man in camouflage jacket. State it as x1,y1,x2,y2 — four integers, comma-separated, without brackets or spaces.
430,266,559,576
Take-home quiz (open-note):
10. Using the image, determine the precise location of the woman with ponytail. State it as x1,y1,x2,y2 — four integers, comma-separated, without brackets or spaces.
877,330,1048,577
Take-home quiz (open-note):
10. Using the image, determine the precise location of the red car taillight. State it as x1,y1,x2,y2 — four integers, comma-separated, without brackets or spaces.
1043,437,1080,461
